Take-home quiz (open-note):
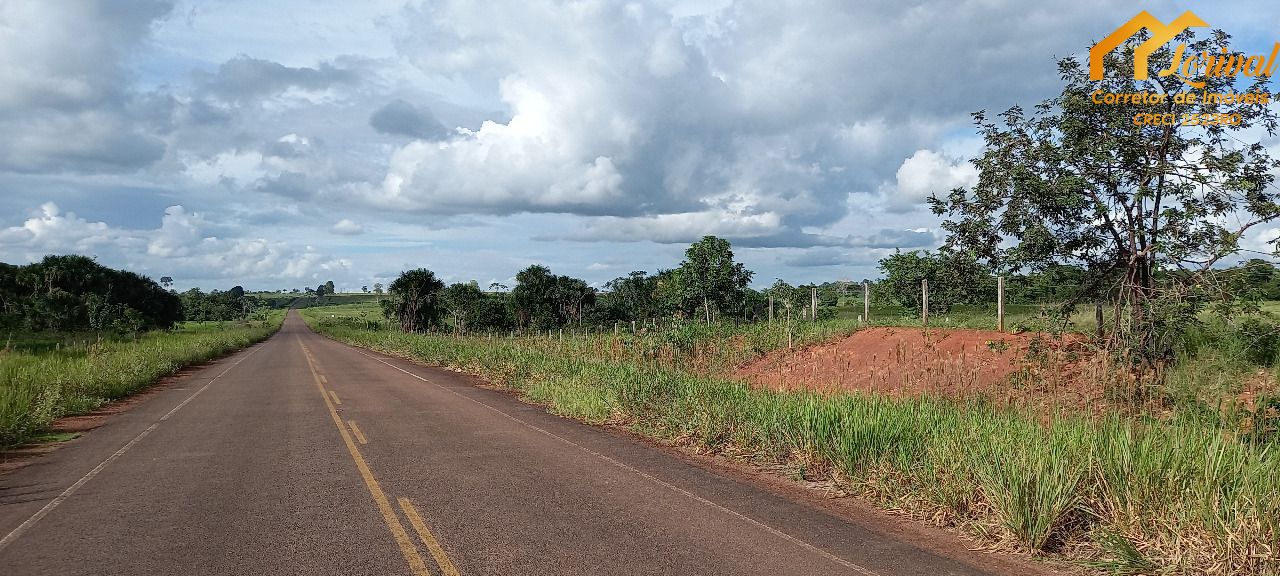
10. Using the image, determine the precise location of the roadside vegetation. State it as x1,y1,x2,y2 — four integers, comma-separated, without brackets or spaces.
0,312,282,447
305,301,1277,575
0,257,289,447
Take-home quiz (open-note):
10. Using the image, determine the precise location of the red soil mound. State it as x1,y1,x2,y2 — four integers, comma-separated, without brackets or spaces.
733,327,1083,400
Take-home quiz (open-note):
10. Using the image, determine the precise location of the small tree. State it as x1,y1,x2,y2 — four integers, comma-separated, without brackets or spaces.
674,236,754,322
373,282,384,295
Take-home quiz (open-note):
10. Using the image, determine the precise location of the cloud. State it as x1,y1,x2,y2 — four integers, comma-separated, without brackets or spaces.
181,134,330,199
329,218,364,235
196,56,361,105
368,0,1131,241
0,202,347,286
0,0,174,172
882,149,979,213
562,209,783,243
369,99,450,140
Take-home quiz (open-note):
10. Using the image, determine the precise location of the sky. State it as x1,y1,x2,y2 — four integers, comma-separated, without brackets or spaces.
1,0,1278,292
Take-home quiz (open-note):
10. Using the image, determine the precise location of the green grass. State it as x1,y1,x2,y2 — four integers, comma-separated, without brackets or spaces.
832,300,1110,333
303,306,1280,575
0,312,284,447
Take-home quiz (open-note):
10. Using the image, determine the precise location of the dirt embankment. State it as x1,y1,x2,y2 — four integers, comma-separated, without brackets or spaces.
733,326,1089,404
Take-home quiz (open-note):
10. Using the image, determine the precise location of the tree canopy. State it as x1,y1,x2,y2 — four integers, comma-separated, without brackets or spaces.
877,249,995,313
671,236,753,322
383,268,445,332
0,255,181,333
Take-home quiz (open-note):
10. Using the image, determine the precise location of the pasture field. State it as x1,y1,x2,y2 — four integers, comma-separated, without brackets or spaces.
303,301,1280,574
0,312,284,447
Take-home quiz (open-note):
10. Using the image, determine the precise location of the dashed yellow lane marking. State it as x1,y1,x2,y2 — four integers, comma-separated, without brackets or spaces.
329,390,342,405
348,420,369,445
399,497,462,576
300,341,431,576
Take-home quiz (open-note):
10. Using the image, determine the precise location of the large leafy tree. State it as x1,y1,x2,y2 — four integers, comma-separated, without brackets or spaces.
513,265,559,331
930,31,1280,361
383,268,445,332
673,236,754,322
512,265,595,330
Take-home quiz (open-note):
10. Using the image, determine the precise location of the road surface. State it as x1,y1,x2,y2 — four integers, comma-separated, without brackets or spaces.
0,312,1016,575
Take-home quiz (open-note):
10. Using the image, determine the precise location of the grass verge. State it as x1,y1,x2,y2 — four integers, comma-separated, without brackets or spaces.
304,306,1278,575
0,312,283,447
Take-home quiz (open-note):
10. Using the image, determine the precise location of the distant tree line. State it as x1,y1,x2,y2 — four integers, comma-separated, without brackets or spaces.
178,285,267,321
0,255,181,333
381,236,762,334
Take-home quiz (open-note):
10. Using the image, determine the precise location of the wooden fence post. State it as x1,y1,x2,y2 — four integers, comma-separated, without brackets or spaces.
997,275,1005,332
768,296,774,321
811,288,817,321
863,281,870,324
922,279,929,327
1096,304,1104,339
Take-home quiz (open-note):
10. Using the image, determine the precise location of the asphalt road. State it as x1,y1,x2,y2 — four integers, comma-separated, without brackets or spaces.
0,312,1015,576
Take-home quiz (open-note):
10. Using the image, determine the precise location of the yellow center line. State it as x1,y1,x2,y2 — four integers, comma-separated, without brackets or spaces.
348,420,369,445
299,341,431,576
399,498,462,576
329,390,342,405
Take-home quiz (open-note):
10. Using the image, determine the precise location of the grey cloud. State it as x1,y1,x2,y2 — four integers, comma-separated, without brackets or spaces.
369,99,450,140
329,219,364,236
0,1,175,173
262,136,319,159
182,99,233,125
781,249,875,268
197,56,360,104
254,172,316,199
858,228,939,249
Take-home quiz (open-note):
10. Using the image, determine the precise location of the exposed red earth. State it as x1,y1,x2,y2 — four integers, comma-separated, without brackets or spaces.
734,327,1089,405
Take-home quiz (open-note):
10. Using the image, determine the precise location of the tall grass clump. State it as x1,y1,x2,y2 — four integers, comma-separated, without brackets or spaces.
303,310,1280,575
0,314,283,447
